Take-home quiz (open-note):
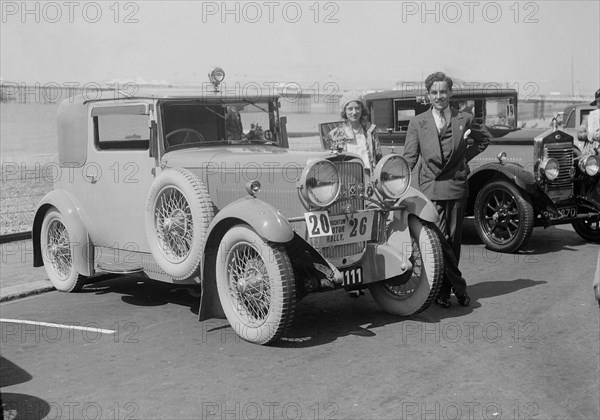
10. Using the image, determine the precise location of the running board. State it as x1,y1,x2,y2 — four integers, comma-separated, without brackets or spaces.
96,261,144,274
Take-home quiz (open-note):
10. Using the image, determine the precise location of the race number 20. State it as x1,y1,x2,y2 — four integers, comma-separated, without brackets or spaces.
304,211,332,237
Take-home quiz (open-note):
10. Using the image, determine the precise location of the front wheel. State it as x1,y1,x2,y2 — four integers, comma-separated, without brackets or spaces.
369,218,443,316
215,225,295,344
474,180,534,253
40,208,87,292
572,219,600,243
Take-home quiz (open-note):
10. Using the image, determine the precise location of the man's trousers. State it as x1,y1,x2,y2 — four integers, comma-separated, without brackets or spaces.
432,199,468,298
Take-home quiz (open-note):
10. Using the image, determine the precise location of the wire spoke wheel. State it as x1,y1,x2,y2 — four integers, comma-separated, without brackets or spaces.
40,208,86,292
155,186,193,261
369,218,443,316
145,168,214,280
215,225,295,344
46,218,73,279
226,241,272,326
381,235,423,299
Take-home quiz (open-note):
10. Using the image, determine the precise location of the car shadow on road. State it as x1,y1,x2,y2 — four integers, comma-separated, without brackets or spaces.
462,219,588,255
414,278,547,323
274,291,403,348
80,275,201,315
74,274,545,348
274,278,547,347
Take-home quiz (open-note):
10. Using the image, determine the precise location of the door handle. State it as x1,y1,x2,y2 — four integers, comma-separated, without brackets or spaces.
84,174,98,184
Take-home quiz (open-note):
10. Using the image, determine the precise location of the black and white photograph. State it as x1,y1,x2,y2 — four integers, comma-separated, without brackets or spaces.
1,1,599,419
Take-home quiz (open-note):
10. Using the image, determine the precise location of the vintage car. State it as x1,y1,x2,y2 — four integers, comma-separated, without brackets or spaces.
32,69,445,345
556,102,600,242
558,102,595,132
364,88,600,252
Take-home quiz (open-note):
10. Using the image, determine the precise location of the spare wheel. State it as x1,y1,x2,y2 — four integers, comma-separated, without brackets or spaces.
145,168,215,280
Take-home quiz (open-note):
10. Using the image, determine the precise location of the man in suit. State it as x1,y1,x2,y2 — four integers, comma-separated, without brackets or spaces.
403,72,490,308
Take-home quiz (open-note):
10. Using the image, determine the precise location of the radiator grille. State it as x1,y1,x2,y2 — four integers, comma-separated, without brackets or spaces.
314,161,366,260
544,142,573,200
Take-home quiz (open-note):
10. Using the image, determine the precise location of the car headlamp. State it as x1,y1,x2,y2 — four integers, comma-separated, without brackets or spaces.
246,180,261,196
373,154,411,199
208,67,225,91
539,158,559,181
579,154,600,176
298,160,340,208
497,151,507,164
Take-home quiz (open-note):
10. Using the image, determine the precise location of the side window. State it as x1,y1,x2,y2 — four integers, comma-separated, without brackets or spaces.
371,99,392,131
93,106,150,150
485,98,514,127
393,100,428,132
396,109,416,131
579,109,591,126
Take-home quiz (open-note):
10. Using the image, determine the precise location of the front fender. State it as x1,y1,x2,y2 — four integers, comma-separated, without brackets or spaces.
395,186,440,223
199,197,294,322
32,189,93,276
467,162,558,215
362,213,432,282
207,196,294,243
470,162,538,195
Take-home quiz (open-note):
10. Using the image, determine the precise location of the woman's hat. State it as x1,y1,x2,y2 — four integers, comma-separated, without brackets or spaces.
339,91,366,115
591,89,600,106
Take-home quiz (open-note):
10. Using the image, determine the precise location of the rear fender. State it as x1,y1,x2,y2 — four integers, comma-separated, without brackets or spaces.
32,190,93,276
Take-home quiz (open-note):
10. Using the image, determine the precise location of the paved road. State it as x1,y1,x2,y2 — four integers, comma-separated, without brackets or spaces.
1,221,598,419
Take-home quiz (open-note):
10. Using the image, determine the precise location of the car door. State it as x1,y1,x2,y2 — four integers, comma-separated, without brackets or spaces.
75,102,157,253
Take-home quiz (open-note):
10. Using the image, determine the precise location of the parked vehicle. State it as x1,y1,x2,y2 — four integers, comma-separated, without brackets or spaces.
365,88,600,252
557,102,600,242
558,102,596,132
33,69,445,344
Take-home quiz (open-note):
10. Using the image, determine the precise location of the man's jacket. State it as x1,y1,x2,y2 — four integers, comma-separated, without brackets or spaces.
403,108,490,200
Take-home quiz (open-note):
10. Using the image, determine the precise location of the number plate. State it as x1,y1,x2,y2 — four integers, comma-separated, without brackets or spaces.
304,211,374,245
341,266,363,286
552,206,577,219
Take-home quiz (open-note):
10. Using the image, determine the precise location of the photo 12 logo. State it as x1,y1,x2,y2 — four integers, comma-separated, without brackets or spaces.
1,1,140,24
400,1,540,24
201,1,340,24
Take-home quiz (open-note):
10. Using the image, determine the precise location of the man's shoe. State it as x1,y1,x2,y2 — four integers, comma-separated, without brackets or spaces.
456,292,471,307
435,297,451,308
348,290,364,298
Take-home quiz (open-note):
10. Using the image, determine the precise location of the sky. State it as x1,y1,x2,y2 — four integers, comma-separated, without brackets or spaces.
1,0,599,97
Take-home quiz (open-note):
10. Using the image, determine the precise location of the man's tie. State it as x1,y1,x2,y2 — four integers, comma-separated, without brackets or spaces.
438,111,447,133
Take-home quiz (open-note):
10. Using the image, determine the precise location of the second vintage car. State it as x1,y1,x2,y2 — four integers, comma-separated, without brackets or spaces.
364,87,600,252
32,69,445,345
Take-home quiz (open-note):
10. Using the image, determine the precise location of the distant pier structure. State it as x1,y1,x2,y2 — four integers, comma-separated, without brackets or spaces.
0,82,343,114
1,81,593,119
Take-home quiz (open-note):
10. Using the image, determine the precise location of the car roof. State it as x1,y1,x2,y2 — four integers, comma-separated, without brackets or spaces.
66,89,281,105
364,87,517,100
562,102,594,113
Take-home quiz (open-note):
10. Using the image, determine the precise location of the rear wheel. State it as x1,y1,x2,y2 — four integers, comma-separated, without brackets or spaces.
369,218,443,316
474,180,534,253
40,208,86,292
215,225,295,344
572,219,600,243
